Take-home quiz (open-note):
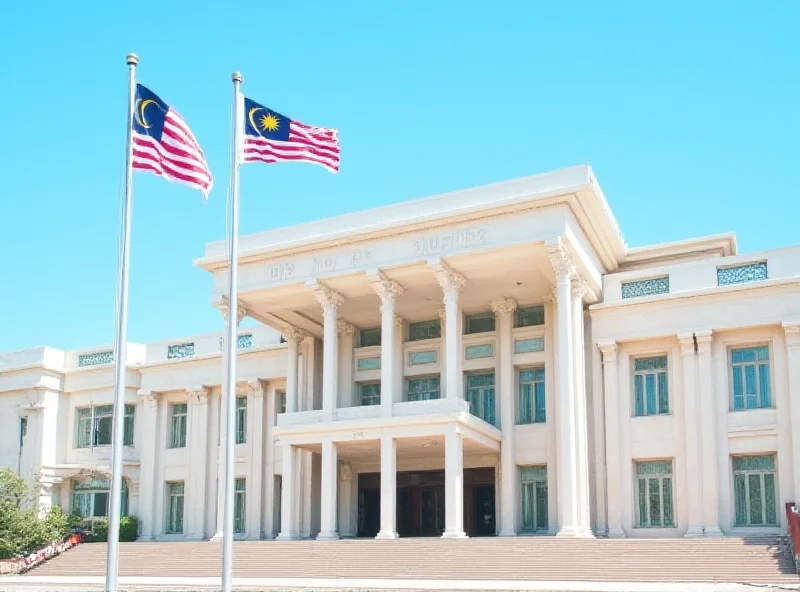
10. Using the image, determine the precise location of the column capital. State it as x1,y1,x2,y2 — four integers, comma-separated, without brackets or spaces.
214,297,248,324
597,340,618,362
545,239,577,282
395,315,404,328
137,389,159,409
571,276,590,301
340,463,353,483
281,327,307,344
782,321,800,347
310,282,344,313
246,379,266,398
694,330,713,355
438,308,447,322
369,271,405,305
429,260,466,299
490,298,517,316
677,333,696,357
187,385,210,406
337,320,356,336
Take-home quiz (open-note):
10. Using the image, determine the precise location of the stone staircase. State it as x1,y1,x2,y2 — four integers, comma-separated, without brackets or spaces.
26,536,800,585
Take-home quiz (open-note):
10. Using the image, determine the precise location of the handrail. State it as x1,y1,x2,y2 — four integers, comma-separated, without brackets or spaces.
787,501,800,573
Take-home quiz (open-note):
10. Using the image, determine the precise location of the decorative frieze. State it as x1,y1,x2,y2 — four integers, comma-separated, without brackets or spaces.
167,342,195,359
78,351,114,367
237,334,253,349
717,262,768,286
621,276,669,299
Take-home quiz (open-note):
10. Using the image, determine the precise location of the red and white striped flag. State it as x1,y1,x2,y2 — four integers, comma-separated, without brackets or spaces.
131,84,213,198
240,96,339,173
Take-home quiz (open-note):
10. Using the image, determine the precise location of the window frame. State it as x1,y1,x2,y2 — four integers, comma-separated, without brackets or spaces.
464,311,496,335
514,306,545,328
359,327,382,348
234,478,246,534
632,355,670,417
407,319,441,342
517,366,546,425
406,376,441,401
359,382,381,406
732,454,778,527
633,460,675,528
166,481,185,534
235,396,247,444
465,372,495,425
518,465,548,533
74,404,135,449
169,403,188,449
729,344,772,411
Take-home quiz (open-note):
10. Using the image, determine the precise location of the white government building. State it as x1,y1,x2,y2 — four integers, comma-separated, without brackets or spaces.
2,165,799,541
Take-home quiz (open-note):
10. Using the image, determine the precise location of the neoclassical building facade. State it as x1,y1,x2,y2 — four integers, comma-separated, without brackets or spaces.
1,165,799,541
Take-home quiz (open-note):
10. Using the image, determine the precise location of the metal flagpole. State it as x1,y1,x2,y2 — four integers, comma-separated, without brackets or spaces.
221,71,243,592
105,52,138,592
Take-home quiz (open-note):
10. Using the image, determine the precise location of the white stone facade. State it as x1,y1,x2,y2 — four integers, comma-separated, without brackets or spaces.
1,165,798,540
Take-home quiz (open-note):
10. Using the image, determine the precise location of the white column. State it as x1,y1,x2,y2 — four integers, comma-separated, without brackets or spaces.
491,298,517,536
598,342,624,537
394,316,404,403
678,333,704,537
547,242,579,537
431,261,466,400
277,442,297,539
137,390,159,539
262,385,277,539
571,280,593,537
783,322,800,502
370,272,404,417
337,321,356,409
376,435,398,539
312,284,344,421
283,329,303,413
187,386,210,540
317,440,339,540
696,331,722,536
338,463,355,537
443,428,466,538
246,380,265,540
438,308,447,395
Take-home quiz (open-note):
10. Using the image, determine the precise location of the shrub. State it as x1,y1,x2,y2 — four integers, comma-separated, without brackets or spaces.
84,516,138,543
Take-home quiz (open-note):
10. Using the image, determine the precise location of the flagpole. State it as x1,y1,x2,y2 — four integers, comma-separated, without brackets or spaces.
105,51,138,592
221,70,243,592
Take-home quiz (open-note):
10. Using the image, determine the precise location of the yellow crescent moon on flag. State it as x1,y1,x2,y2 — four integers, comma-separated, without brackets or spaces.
248,106,264,131
136,99,157,129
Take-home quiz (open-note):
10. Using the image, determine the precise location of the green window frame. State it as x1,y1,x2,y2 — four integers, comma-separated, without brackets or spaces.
359,327,382,348
360,383,381,406
519,466,548,532
234,478,246,534
123,404,135,446
235,396,247,444
71,479,128,525
730,346,771,410
277,391,286,416
518,367,545,424
75,405,135,448
634,460,674,528
407,377,440,401
465,312,495,334
733,455,777,526
166,482,184,534
514,306,544,328
169,403,188,449
633,356,669,416
465,373,495,425
408,320,441,342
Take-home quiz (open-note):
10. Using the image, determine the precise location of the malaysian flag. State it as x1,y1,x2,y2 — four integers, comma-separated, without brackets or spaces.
240,97,340,173
131,84,213,197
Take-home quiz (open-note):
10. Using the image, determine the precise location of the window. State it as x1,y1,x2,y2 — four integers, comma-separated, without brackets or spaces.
234,478,246,534
235,397,247,444
278,391,286,414
634,460,674,528
407,377,440,401
465,373,495,425
621,277,669,299
733,455,777,526
360,383,381,406
75,404,135,448
19,417,27,447
518,368,545,424
465,312,495,334
72,478,128,530
169,403,188,449
717,262,768,286
633,356,669,416
166,482,185,534
514,306,544,328
408,320,440,342
359,328,381,348
519,466,548,532
730,346,771,410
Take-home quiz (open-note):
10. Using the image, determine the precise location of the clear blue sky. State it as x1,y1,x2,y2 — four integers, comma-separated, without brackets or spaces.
0,1,798,352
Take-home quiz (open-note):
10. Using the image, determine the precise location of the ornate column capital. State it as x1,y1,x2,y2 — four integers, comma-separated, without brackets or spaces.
187,385,210,406
597,340,618,362
310,282,344,314
137,389,159,409
245,379,266,398
281,327,307,344
215,297,248,325
395,315,405,328
340,463,353,483
545,239,577,282
490,298,517,316
337,320,356,336
369,271,405,306
571,276,590,301
782,321,800,347
429,260,466,299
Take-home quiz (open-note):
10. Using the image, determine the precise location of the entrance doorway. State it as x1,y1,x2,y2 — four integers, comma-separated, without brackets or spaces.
357,467,495,537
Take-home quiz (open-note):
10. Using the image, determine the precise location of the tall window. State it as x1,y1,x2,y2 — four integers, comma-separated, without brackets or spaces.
235,396,247,444
518,368,545,424
733,455,777,526
76,404,135,448
633,356,669,416
465,312,495,334
234,478,246,534
277,391,286,415
169,403,188,449
360,383,381,406
514,306,544,328
19,417,27,447
408,320,440,342
407,377,440,401
730,346,771,410
166,482,185,534
519,466,548,532
72,478,128,529
359,328,381,348
634,460,674,528
465,373,495,425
